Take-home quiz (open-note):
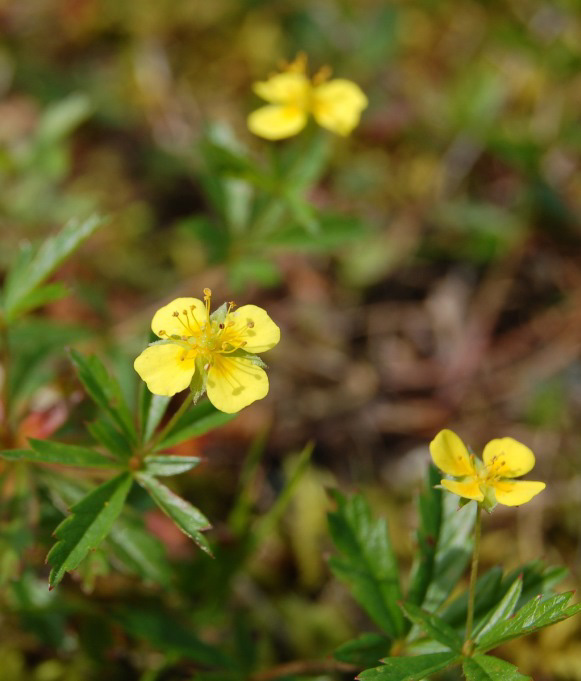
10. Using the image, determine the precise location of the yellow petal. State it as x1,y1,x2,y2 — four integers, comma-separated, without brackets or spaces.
151,298,206,338
253,72,310,104
134,343,196,397
429,429,476,477
440,479,484,502
206,355,269,413
227,305,280,353
483,438,535,478
312,78,368,136
492,480,546,506
247,104,308,140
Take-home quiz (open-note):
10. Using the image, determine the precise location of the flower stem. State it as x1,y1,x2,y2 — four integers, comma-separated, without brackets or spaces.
146,394,192,454
465,503,482,646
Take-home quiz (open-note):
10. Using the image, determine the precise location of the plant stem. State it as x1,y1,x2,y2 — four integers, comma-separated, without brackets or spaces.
145,394,192,454
465,503,482,644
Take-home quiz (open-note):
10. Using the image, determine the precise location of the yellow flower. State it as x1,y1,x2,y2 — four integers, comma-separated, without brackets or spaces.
429,429,546,508
248,53,368,140
134,289,280,413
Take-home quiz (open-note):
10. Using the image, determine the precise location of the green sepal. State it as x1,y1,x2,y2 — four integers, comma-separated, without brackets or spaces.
190,357,208,404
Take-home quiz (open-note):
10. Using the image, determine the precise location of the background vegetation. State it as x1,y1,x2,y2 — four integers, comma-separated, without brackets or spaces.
1,0,581,679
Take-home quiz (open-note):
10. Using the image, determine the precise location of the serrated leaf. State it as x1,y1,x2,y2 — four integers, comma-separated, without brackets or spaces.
334,633,391,667
502,559,568,609
141,393,171,444
0,439,122,469
47,472,133,587
156,400,235,450
476,591,581,653
143,455,201,476
407,464,442,608
87,416,132,461
3,214,105,321
420,496,476,612
136,473,212,556
108,515,171,586
328,493,405,637
116,606,233,668
70,350,136,445
463,654,531,681
400,602,463,652
357,652,460,681
474,576,523,641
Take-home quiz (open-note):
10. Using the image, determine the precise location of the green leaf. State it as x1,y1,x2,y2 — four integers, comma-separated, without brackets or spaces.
87,416,133,461
334,633,391,667
328,493,405,637
6,282,69,318
406,464,442,608
0,439,122,469
420,497,476,612
143,455,201,476
440,566,503,628
357,652,460,681
156,400,235,450
476,591,581,653
400,602,463,652
463,655,531,681
474,576,523,641
108,515,171,587
3,214,105,321
263,214,368,253
136,473,212,556
47,472,133,587
503,559,568,608
116,606,233,668
70,350,136,445
141,393,171,444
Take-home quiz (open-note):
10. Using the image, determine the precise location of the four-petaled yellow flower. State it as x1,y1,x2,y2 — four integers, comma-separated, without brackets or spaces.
134,289,280,414
248,53,368,140
430,429,546,508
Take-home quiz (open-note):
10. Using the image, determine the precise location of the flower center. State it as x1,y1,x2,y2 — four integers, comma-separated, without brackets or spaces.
158,289,248,365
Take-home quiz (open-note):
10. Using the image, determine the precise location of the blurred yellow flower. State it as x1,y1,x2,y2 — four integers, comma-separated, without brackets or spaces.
134,290,280,413
248,53,368,140
429,429,546,508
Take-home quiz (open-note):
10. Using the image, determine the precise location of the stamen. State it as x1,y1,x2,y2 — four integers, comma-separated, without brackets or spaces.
313,64,332,85
219,323,225,329
158,330,167,337
247,321,255,328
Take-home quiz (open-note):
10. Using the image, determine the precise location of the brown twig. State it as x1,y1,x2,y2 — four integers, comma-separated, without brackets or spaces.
250,659,358,681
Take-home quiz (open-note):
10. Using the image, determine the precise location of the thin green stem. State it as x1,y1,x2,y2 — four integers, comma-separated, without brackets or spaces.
465,503,482,645
145,394,192,454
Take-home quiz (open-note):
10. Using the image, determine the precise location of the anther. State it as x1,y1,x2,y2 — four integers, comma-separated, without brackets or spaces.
247,321,255,328
229,301,237,309
219,323,225,329
172,311,179,317
203,288,212,297
158,330,166,336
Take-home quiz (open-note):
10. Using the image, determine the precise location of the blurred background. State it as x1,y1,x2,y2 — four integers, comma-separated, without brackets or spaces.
1,0,581,679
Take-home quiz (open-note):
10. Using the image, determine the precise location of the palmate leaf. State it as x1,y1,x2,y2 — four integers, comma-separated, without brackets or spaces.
475,591,581,653
357,652,460,681
70,350,136,447
0,439,122,469
136,473,212,556
328,492,405,637
400,603,463,652
47,472,133,588
2,214,105,321
155,400,235,450
463,654,531,681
